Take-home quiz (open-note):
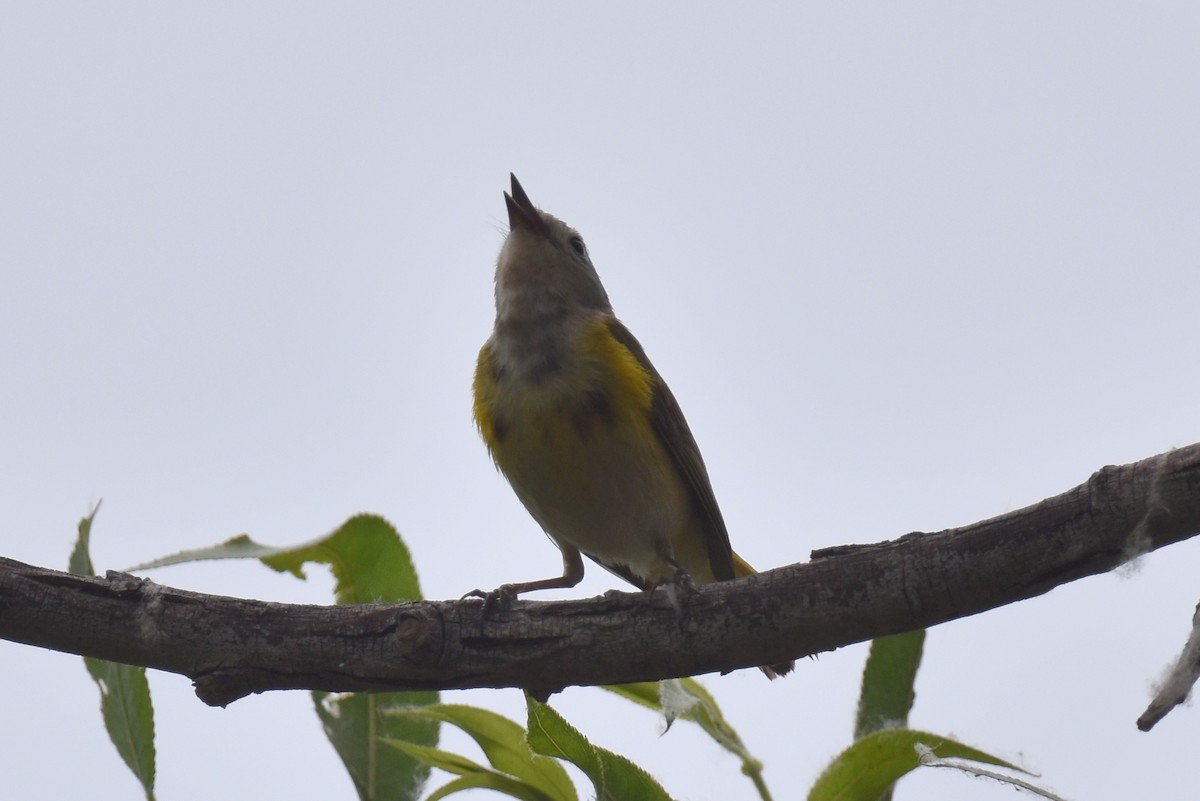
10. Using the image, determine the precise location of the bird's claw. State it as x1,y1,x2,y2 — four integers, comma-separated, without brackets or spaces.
462,584,519,613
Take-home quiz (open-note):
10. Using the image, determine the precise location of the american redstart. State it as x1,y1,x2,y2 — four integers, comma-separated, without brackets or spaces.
474,174,793,678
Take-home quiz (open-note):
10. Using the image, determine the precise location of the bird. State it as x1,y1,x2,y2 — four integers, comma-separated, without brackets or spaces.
472,174,793,678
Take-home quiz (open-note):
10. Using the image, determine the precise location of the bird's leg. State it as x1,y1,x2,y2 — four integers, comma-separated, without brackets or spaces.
463,546,585,612
647,558,699,614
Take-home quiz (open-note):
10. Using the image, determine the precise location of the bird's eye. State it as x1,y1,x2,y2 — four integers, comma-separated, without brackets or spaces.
569,236,588,257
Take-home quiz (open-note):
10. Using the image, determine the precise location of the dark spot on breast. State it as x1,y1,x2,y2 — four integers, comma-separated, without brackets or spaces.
524,348,563,383
569,388,615,438
492,414,509,443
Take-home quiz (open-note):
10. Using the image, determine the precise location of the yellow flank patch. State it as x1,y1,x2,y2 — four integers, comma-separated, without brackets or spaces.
472,344,500,449
578,319,655,413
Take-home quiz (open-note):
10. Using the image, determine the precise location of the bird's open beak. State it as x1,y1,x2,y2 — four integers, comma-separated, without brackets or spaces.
504,173,547,235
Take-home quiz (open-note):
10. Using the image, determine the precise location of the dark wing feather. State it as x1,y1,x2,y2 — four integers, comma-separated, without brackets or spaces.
605,318,736,581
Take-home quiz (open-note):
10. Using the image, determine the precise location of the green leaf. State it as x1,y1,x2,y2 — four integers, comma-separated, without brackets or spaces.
262,515,420,604
808,728,1024,801
294,518,433,801
315,690,438,801
384,741,555,801
601,681,661,712
70,506,157,801
84,658,157,801
854,631,926,740
128,513,420,603
130,514,431,799
604,679,746,756
424,773,557,801
382,740,491,776
67,501,100,576
527,695,674,801
604,679,772,801
389,704,575,801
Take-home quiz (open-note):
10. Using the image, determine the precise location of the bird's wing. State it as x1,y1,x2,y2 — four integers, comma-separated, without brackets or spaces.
605,317,736,581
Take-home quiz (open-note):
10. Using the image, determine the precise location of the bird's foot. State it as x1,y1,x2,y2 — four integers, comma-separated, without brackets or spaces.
461,584,519,613
650,567,698,615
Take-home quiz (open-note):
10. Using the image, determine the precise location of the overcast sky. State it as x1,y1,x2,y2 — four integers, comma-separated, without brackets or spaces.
3,4,1199,800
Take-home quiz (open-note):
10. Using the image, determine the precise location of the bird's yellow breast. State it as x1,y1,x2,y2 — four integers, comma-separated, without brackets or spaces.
473,316,690,583
474,317,656,452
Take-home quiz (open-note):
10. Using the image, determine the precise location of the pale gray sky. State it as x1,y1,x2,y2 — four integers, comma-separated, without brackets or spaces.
3,4,1198,799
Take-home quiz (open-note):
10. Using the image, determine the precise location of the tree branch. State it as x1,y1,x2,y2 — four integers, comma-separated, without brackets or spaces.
2,443,1198,710
1137,598,1200,731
